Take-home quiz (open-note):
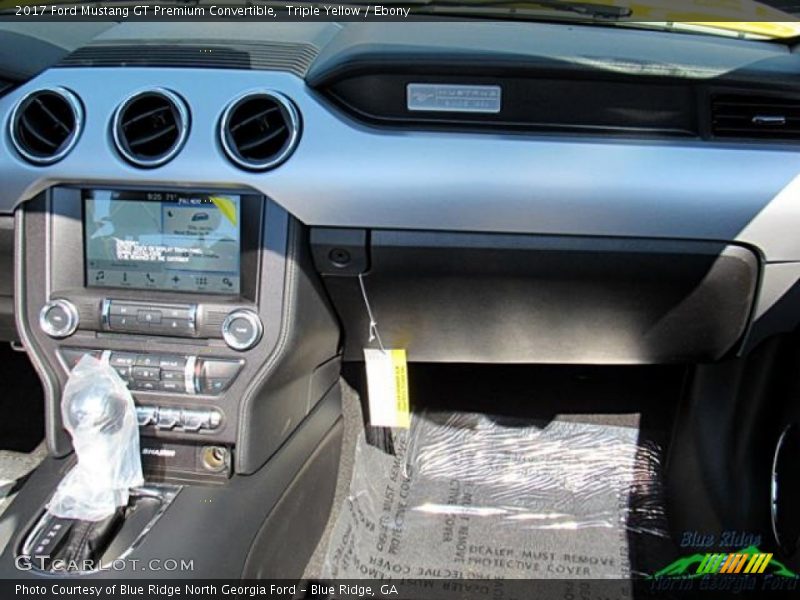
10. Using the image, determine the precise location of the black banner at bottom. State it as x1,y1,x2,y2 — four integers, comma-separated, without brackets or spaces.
3,578,800,600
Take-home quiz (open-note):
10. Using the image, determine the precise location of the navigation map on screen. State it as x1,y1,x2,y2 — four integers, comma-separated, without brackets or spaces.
84,190,241,294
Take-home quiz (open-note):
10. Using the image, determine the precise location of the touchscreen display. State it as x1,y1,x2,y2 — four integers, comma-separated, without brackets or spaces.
84,189,241,294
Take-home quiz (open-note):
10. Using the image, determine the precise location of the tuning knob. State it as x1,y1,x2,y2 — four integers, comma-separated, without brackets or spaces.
221,309,262,351
39,299,79,338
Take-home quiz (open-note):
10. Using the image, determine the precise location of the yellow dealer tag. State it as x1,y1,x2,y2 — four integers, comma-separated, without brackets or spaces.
364,348,410,429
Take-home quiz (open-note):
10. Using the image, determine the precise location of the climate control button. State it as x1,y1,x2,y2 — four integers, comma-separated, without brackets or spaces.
58,349,242,396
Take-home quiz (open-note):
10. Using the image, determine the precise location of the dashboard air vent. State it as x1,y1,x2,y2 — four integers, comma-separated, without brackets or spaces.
112,89,189,167
220,91,300,171
9,88,83,165
711,94,800,141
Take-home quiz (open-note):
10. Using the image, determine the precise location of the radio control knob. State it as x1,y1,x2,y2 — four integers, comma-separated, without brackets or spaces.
221,309,262,351
39,299,79,338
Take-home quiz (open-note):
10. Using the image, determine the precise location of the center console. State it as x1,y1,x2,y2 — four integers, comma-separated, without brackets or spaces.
1,183,343,578
15,185,342,482
5,182,343,575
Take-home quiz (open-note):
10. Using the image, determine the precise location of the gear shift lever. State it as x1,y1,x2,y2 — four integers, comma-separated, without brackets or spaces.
36,355,143,568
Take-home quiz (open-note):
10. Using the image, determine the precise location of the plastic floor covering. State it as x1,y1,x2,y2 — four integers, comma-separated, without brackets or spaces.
320,411,670,598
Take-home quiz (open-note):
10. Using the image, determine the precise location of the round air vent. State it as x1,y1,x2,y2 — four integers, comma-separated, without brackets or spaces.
112,89,189,168
219,91,300,171
8,88,83,165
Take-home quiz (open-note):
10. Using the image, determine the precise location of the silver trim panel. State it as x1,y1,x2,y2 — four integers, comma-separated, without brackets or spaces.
2,68,800,261
185,354,197,395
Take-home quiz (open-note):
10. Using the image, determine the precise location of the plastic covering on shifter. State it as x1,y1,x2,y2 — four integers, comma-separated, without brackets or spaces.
322,412,669,594
48,355,143,521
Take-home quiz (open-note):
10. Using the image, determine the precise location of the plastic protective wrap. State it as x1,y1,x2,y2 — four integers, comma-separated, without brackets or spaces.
47,355,143,521
323,411,669,592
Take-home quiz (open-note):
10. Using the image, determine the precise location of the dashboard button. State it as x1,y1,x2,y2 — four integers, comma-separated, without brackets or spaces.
133,366,160,381
109,303,135,316
158,355,187,370
113,365,132,380
131,380,157,392
155,407,181,429
110,352,137,367
136,405,158,427
158,381,184,393
135,354,160,367
181,408,223,432
137,310,162,324
163,307,192,320
200,359,242,380
199,378,231,395
108,315,146,331
160,318,193,334
160,369,184,382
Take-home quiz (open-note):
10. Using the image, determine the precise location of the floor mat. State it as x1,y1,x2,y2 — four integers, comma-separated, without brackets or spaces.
320,411,669,597
0,442,47,517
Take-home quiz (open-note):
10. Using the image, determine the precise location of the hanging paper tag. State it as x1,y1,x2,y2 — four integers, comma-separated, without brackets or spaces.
364,348,410,429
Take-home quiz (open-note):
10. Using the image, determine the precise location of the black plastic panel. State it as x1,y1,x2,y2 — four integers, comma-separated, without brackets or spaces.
316,230,760,364
323,73,698,136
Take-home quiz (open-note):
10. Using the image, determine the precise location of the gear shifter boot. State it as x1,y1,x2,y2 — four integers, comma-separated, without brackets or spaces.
28,509,123,571
48,355,143,521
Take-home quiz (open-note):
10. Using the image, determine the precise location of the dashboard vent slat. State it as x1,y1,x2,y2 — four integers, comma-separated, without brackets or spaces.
9,88,83,165
711,94,800,141
59,42,318,77
220,91,300,171
112,89,189,168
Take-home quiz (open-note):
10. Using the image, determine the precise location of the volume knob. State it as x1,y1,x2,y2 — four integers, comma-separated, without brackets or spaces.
221,309,262,351
39,299,79,338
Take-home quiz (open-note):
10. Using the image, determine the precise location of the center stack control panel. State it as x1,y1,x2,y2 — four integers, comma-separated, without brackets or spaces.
40,298,264,351
59,348,243,396
20,189,299,479
38,296,265,454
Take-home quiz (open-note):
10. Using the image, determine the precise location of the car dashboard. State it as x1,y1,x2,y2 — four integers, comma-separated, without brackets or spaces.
2,19,800,481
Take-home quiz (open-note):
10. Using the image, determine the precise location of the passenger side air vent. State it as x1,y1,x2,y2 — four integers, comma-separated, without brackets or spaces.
711,94,800,141
112,89,189,167
9,88,83,165
219,91,300,171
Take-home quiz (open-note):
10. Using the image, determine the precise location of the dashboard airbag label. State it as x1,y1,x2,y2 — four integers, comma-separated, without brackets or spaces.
407,84,502,114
